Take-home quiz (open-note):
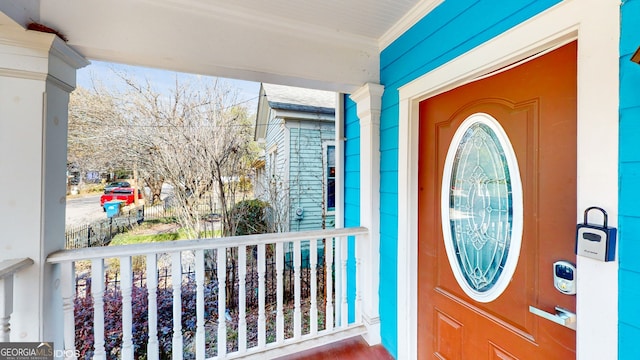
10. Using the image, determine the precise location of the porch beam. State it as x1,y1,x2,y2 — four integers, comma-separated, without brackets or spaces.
33,0,380,93
350,82,384,345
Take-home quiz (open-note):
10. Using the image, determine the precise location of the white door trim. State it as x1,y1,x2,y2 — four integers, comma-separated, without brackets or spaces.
396,1,619,359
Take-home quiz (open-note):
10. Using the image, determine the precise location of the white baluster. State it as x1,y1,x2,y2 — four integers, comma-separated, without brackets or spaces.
171,252,183,360
0,275,12,342
91,259,106,360
121,257,134,359
238,245,247,353
257,244,266,348
334,236,342,328
146,254,159,360
62,262,78,360
310,238,318,335
355,238,362,325
325,237,334,331
293,240,301,339
217,248,227,357
276,242,284,343
195,250,205,360
341,237,349,327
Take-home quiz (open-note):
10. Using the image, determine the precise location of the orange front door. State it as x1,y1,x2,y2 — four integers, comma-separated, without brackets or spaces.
418,42,577,359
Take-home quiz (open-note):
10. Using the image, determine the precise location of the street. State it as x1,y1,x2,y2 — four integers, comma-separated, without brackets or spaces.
65,193,106,227
66,185,171,228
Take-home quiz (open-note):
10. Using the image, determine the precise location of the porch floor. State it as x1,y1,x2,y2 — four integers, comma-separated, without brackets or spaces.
274,336,394,360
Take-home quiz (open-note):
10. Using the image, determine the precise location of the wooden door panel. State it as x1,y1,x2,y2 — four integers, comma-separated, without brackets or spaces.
489,343,518,360
418,42,577,360
434,310,463,360
433,101,538,337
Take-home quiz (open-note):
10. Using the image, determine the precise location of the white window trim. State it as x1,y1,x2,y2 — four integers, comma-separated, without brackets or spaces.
268,144,278,179
441,113,523,303
284,125,291,186
335,93,345,230
323,140,337,216
396,1,619,359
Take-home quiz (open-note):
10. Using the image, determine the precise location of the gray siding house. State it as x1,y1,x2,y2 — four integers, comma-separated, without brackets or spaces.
254,83,336,232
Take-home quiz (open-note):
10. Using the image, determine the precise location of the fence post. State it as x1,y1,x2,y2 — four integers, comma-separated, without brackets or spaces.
139,205,144,224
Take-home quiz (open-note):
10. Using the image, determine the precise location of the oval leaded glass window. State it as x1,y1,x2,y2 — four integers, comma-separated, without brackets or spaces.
441,113,523,303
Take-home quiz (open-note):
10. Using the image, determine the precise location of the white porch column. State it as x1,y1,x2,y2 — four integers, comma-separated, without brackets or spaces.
0,24,88,344
350,83,384,345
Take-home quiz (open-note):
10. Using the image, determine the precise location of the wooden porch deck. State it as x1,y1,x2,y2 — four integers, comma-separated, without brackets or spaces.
274,336,394,360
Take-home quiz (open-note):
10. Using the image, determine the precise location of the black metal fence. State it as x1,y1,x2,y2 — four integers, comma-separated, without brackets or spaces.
142,202,220,222
65,201,220,249
65,207,145,249
140,203,176,221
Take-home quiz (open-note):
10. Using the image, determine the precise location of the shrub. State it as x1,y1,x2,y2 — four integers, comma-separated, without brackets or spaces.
230,199,270,236
75,278,219,360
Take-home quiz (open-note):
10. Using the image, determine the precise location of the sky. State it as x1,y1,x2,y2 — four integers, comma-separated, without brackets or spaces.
76,60,262,113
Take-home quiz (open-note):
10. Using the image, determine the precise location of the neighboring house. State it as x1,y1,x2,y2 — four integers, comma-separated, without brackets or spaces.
254,83,336,232
66,164,102,186
2,1,639,359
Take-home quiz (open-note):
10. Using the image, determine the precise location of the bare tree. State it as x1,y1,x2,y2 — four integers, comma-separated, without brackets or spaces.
69,70,258,238
112,73,257,238
68,86,125,187
254,172,290,233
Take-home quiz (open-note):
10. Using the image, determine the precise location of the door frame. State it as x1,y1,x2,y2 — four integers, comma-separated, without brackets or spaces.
396,1,619,359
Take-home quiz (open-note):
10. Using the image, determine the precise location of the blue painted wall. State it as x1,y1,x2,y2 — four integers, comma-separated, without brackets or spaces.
344,95,360,229
619,1,640,358
368,0,561,357
344,95,359,323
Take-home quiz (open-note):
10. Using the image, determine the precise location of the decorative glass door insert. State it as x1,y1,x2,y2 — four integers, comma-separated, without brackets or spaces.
441,113,523,302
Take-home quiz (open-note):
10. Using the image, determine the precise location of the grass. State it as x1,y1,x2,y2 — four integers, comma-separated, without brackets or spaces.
110,232,180,245
142,217,177,225
109,218,222,246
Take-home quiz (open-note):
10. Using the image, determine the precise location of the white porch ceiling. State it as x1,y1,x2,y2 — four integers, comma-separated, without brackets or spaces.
0,0,441,92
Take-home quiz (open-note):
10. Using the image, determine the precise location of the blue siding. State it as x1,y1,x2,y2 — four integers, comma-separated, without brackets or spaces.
344,95,359,323
344,95,360,228
377,1,559,356
265,111,287,184
288,123,336,231
619,107,640,163
619,1,640,358
620,322,640,359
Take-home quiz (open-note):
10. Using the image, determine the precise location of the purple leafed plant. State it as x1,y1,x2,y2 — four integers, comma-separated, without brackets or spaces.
75,278,219,360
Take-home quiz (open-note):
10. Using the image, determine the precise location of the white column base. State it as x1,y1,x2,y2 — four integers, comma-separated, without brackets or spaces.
361,313,381,345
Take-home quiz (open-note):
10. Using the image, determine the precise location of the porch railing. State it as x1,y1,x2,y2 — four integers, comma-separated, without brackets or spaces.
0,257,34,342
47,227,368,359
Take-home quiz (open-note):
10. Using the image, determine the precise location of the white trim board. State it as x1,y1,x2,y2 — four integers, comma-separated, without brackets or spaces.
378,0,444,51
396,0,619,359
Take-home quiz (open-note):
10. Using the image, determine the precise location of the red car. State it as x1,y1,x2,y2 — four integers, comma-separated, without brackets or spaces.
100,187,141,210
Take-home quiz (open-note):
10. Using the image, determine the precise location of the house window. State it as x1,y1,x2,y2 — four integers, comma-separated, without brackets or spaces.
327,145,335,211
268,145,278,179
